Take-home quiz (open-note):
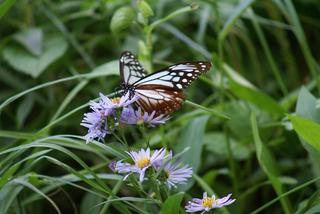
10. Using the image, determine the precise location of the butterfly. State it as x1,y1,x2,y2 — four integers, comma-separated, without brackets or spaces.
119,51,211,116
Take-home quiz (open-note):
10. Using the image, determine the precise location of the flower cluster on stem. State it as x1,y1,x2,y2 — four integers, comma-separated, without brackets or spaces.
81,92,170,143
110,148,192,188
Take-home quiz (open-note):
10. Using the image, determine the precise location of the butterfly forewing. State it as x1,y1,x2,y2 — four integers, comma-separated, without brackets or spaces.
134,61,211,90
120,51,146,85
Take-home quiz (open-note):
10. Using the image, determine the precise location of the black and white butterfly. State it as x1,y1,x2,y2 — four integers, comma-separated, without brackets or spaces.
119,51,211,115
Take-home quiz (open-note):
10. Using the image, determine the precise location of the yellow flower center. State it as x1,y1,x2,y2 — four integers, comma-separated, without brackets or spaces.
164,170,170,178
137,118,145,125
202,197,215,208
136,157,150,169
111,97,121,104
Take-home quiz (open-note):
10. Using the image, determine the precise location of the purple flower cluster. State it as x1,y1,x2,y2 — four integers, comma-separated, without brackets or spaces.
110,148,193,188
81,93,170,143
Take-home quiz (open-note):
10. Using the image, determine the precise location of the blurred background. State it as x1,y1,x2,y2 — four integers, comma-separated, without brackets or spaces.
0,0,320,213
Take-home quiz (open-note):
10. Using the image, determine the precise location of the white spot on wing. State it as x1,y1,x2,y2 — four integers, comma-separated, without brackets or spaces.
171,64,195,70
176,84,182,89
172,77,180,82
136,71,169,83
160,75,172,81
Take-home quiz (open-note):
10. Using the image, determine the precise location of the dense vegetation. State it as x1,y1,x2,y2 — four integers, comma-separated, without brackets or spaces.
1,0,320,213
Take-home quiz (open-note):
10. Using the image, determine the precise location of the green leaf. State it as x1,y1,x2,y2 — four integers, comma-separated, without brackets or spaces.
14,178,62,214
296,191,320,214
218,0,255,42
138,0,154,19
175,116,209,190
3,34,68,78
0,0,16,18
251,112,292,214
91,60,119,76
228,78,285,116
296,87,320,121
13,28,43,56
110,6,135,33
16,95,34,128
161,192,184,214
0,179,24,213
295,87,320,178
289,115,320,153
204,132,250,161
80,192,103,214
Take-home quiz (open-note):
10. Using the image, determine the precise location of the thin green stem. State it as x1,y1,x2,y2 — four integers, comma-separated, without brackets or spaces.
248,8,288,95
145,4,199,51
250,176,320,214
185,100,230,120
225,127,239,197
0,72,112,115
50,80,88,122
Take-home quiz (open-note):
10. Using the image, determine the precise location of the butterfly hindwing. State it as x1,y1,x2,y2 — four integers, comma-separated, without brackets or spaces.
120,51,146,85
135,85,185,115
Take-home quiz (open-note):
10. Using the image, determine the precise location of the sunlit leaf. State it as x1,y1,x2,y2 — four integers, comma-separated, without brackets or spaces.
289,115,320,153
3,34,68,78
295,87,320,178
13,28,43,56
110,6,135,33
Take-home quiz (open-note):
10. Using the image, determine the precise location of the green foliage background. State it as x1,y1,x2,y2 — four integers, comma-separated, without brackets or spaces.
1,0,320,213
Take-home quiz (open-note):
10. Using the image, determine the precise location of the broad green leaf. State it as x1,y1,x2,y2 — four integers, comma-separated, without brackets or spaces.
80,192,103,214
91,60,119,76
295,87,320,178
0,0,16,18
13,28,43,56
3,34,68,78
110,7,135,33
251,113,292,214
289,115,320,153
226,101,252,138
229,78,285,116
161,192,184,214
204,132,250,161
296,87,320,121
305,205,320,214
175,115,209,190
138,0,154,19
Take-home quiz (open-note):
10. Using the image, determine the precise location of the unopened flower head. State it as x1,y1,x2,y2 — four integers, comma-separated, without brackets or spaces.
163,162,193,189
115,148,167,182
185,192,235,213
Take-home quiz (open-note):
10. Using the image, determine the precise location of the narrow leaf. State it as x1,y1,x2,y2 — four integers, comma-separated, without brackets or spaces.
161,192,184,214
251,113,292,213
